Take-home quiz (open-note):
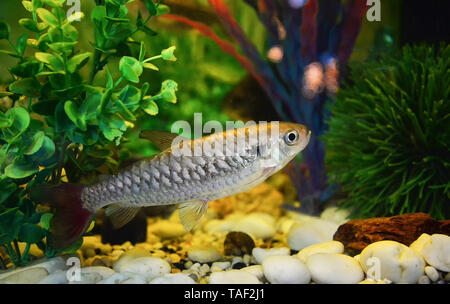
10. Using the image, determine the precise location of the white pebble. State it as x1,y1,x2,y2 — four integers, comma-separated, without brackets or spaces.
418,275,431,284
296,241,344,263
149,273,196,284
243,254,252,265
410,233,450,272
252,247,290,265
70,266,115,284
306,253,364,284
424,266,439,282
232,213,276,239
209,270,261,284
359,240,425,284
211,261,231,272
187,246,222,263
97,272,147,284
199,264,210,276
287,219,338,251
241,265,265,282
262,255,311,284
114,257,170,282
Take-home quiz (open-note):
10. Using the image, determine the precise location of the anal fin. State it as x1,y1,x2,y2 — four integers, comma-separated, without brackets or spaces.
105,203,141,229
178,200,209,231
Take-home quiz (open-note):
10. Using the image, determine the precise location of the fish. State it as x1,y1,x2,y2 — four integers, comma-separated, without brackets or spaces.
30,121,311,249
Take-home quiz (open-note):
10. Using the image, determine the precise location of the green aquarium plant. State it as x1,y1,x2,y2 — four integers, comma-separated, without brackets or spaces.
324,44,449,220
0,0,178,268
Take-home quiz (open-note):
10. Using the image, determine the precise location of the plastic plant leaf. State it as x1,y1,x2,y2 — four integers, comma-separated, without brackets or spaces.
64,101,86,131
9,78,41,97
28,135,55,162
2,107,30,143
39,213,53,230
0,180,17,205
0,21,10,40
48,41,78,54
19,18,41,32
22,1,34,12
142,99,158,116
67,52,92,73
24,131,45,155
119,56,143,83
16,33,29,55
161,46,176,61
156,4,170,16
35,52,64,71
118,85,140,105
5,157,39,179
36,8,59,27
10,60,42,78
139,41,146,62
144,0,157,16
143,62,159,71
18,223,45,244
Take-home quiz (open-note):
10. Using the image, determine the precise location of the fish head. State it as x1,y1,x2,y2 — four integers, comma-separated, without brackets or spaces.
259,122,311,170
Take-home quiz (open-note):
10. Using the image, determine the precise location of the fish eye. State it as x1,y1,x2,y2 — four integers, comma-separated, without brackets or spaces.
284,130,299,145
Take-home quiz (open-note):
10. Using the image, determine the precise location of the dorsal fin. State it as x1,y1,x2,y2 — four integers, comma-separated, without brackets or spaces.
105,203,141,229
140,130,187,151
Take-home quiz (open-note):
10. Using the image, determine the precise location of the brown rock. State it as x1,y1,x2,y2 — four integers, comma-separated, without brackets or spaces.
224,231,255,256
333,213,450,255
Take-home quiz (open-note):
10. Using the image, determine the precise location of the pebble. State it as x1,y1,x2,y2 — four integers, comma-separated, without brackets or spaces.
241,265,265,282
232,213,276,239
199,264,210,276
296,241,344,263
0,257,66,284
262,255,311,284
252,247,290,265
424,266,439,282
147,220,187,239
208,270,261,284
287,219,338,251
149,273,197,284
97,271,147,284
187,245,222,263
114,257,171,282
319,206,350,225
410,233,450,272
224,231,255,256
113,247,152,272
70,266,115,284
0,267,49,284
38,270,68,284
359,240,425,284
306,253,364,284
211,261,231,272
418,275,431,284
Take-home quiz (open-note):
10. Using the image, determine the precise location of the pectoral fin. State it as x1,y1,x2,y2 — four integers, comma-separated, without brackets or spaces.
178,200,209,231
105,203,141,229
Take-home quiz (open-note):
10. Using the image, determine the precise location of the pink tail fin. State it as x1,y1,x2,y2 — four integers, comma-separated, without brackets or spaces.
29,184,93,249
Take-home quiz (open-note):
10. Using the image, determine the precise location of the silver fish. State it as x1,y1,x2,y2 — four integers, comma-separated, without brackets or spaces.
31,122,310,249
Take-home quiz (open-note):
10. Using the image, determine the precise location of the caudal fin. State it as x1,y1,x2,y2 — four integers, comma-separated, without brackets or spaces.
29,183,93,250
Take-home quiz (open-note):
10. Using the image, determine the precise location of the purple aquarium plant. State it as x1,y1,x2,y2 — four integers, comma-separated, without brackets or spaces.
164,0,367,214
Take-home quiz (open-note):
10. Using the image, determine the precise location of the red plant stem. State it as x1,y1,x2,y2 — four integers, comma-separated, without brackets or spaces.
338,0,368,64
163,14,266,87
300,0,318,61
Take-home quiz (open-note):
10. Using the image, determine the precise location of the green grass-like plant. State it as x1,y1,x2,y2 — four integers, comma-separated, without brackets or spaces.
324,44,449,220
